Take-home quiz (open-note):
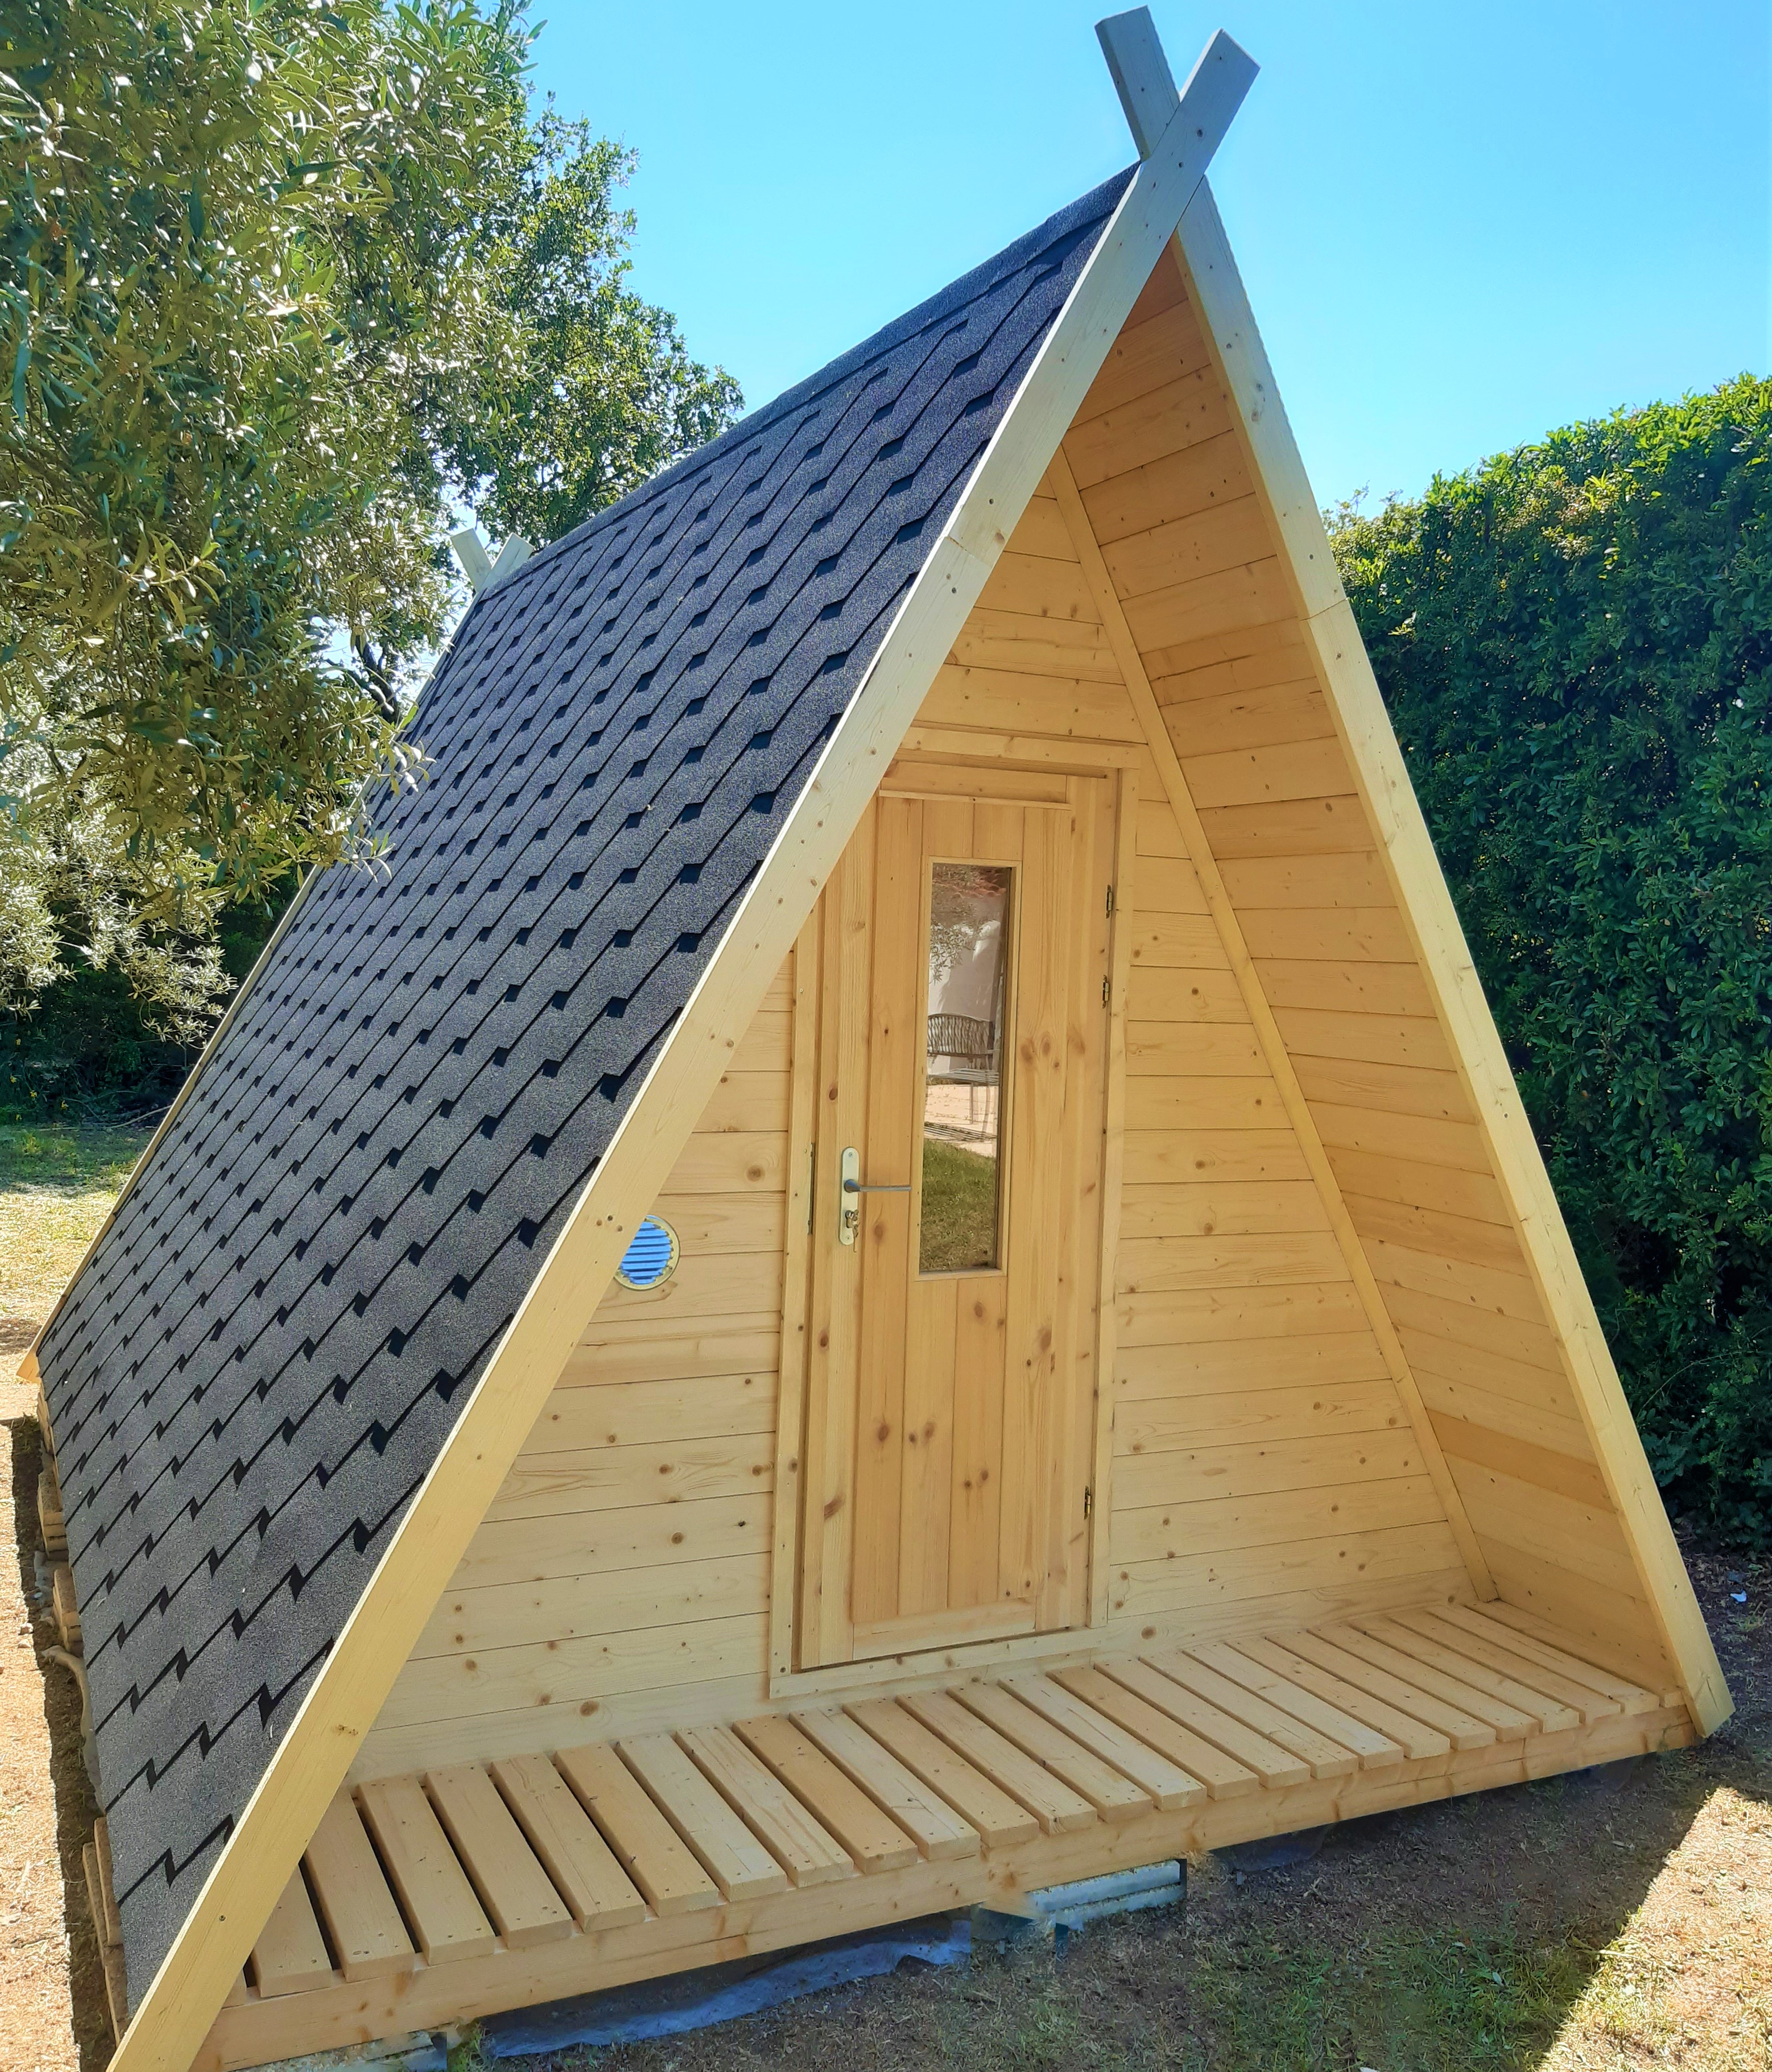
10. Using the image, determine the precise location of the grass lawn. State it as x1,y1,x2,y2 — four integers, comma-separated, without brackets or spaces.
0,1121,150,1348
919,1135,1000,1273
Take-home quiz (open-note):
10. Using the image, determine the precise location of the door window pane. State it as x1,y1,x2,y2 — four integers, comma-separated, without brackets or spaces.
920,862,1011,1273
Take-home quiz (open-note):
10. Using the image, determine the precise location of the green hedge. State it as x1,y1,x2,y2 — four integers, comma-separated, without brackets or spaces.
1331,373,1772,1544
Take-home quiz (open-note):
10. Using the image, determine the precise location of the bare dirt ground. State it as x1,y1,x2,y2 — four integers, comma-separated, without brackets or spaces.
0,1127,1767,2071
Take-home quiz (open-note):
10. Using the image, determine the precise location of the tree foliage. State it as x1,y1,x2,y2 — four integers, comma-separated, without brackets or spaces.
1330,373,1772,1541
439,115,740,547
0,0,736,1016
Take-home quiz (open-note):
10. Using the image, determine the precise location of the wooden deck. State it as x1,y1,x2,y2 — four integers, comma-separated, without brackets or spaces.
201,1600,1693,2070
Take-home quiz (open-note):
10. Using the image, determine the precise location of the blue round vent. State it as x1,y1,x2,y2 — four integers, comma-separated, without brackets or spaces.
616,1215,679,1290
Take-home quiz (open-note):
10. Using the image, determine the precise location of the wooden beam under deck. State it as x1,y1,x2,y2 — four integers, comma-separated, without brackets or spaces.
199,1600,1690,2070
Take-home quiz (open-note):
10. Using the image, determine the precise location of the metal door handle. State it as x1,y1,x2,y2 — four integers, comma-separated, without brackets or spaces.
838,1147,910,1244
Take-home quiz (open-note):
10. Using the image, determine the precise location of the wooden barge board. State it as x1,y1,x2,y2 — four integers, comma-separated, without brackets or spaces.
201,1604,1689,2070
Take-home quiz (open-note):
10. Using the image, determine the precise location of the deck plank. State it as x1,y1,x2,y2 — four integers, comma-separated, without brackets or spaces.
793,1710,981,1861
899,1689,1097,1834
1475,1601,1683,1707
1359,1615,1580,1733
426,1764,575,1947
1434,1604,1658,1714
845,1701,1040,1847
1053,1666,1261,1798
303,1794,417,1981
490,1753,649,1928
1314,1622,1536,1739
357,1778,498,1963
1232,1636,1451,1761
1281,1629,1497,1749
951,1683,1152,1822
734,1716,919,1872
1004,1675,1206,1808
1405,1609,1624,1720
679,1724,858,1886
250,1870,335,1997
555,1743,722,1916
1094,1658,1311,1787
620,1735,791,1898
1147,1651,1360,1778
1194,1640,1407,1768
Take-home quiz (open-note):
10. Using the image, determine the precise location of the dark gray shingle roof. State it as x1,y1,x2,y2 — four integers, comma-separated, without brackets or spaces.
37,166,1133,1998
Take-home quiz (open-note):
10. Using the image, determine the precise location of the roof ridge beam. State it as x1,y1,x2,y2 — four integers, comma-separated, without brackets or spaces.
1097,11,1252,162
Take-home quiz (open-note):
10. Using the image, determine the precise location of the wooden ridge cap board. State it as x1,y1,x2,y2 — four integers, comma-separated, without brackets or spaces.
98,125,1208,2068
99,24,1271,2051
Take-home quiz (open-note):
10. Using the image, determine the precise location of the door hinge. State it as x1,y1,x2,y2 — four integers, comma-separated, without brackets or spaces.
1083,1484,1093,1520
1105,883,1116,918
1101,975,1110,1008
805,1141,816,1234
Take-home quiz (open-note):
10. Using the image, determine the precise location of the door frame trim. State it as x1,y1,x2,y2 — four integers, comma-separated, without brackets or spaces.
767,757,1130,1694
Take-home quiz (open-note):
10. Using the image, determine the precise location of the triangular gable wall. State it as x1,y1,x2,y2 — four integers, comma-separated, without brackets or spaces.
356,221,1732,1784
1064,186,1724,1722
354,334,1484,1779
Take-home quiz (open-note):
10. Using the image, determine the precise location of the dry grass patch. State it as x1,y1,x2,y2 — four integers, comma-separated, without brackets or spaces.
0,1126,145,1348
1543,1784,1772,2069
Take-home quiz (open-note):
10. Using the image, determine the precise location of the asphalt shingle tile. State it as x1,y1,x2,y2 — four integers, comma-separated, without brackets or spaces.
37,168,1133,2000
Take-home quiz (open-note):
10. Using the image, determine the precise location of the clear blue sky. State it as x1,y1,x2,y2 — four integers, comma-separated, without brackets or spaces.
528,1,1768,508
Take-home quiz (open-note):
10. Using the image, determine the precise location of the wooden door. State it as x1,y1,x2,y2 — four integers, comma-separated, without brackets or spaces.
798,767,1114,1667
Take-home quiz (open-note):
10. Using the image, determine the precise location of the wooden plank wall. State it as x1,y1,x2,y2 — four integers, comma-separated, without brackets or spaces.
1109,777,1466,1631
357,966,795,1779
1062,257,1675,1684
910,377,1469,1652
355,278,1535,1779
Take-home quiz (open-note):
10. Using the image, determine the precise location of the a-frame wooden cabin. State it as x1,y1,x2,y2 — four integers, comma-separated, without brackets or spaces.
27,18,1729,2070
